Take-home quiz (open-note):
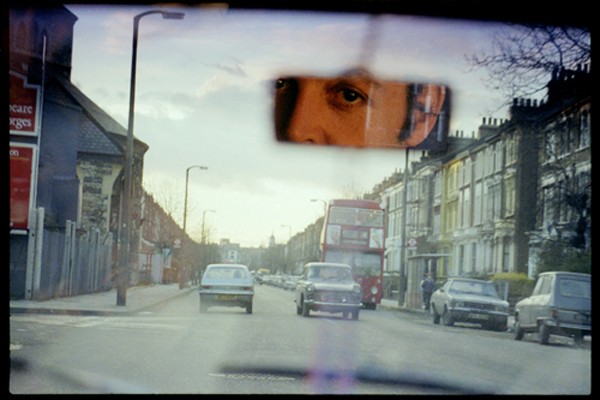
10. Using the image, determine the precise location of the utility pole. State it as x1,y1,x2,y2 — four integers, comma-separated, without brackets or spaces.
398,148,409,307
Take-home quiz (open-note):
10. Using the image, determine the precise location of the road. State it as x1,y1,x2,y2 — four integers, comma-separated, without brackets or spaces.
10,284,591,394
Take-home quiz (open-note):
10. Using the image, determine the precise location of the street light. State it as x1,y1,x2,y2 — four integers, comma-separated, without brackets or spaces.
117,9,185,306
183,165,208,233
202,209,216,244
281,224,292,241
310,198,327,216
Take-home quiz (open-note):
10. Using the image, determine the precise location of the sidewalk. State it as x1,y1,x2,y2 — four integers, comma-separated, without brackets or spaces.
379,298,428,315
9,284,197,317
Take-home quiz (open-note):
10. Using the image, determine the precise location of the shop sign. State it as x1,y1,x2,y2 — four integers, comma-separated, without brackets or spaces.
9,72,41,136
10,144,36,232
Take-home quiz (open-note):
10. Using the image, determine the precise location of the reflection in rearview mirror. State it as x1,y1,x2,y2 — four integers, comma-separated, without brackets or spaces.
273,70,450,151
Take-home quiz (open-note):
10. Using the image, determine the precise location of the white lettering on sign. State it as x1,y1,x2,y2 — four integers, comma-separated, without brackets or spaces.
9,117,33,130
9,104,34,114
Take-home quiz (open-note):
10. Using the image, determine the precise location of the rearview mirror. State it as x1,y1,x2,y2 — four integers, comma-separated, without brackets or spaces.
273,70,450,151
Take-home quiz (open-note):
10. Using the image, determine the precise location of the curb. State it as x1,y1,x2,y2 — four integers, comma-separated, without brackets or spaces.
9,287,197,317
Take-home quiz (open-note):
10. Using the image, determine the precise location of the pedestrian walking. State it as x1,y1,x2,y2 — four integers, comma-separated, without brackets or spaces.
421,273,435,311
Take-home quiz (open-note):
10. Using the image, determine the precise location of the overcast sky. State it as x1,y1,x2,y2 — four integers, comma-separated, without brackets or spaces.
66,4,511,247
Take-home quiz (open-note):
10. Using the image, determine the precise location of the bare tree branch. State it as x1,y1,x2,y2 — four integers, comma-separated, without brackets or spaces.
466,24,590,102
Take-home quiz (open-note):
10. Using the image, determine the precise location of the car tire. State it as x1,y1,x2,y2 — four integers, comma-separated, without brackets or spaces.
432,305,441,324
246,302,253,314
302,299,310,317
296,302,302,315
351,308,359,320
496,319,508,332
538,323,550,345
573,331,584,346
514,320,524,341
442,306,454,326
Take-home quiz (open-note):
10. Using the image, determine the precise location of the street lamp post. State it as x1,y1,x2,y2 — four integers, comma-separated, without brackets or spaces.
200,209,216,277
310,198,327,216
281,224,292,241
281,224,292,273
202,209,216,244
117,9,184,306
183,165,208,233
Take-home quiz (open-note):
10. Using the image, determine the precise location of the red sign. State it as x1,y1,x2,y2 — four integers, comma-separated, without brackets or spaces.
9,73,41,136
10,144,36,231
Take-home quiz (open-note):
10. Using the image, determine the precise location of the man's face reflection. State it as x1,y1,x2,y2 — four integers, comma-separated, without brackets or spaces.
274,71,447,149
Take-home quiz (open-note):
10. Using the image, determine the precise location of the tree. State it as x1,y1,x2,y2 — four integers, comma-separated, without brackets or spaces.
466,24,590,103
536,240,590,276
144,179,183,224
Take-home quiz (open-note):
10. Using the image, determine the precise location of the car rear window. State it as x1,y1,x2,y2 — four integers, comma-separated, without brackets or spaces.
206,268,248,280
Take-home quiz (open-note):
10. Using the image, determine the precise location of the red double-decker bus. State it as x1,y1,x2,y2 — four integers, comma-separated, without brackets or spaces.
320,199,386,309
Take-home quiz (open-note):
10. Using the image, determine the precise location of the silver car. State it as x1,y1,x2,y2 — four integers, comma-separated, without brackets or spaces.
431,277,510,331
199,264,254,314
295,262,362,320
514,271,591,345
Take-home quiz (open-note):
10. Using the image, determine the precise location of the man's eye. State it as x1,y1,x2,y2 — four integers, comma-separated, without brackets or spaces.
276,78,296,91
330,86,367,110
275,79,287,89
340,89,363,103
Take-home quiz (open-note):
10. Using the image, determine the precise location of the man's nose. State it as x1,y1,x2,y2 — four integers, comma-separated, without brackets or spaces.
287,86,328,144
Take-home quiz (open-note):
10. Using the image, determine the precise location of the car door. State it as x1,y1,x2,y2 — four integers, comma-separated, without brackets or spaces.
432,280,451,315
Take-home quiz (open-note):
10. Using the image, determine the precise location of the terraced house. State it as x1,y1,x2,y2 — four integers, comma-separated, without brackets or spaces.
381,65,591,307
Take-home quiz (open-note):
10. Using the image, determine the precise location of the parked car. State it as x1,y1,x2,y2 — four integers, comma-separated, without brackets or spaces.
283,275,300,291
514,271,591,345
430,277,510,331
198,264,254,314
295,262,362,320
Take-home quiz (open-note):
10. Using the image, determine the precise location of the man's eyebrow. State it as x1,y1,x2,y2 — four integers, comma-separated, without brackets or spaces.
339,68,382,87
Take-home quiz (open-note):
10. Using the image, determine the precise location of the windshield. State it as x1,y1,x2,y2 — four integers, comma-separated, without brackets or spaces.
324,250,381,276
449,280,500,298
307,266,353,282
9,1,590,395
329,208,384,228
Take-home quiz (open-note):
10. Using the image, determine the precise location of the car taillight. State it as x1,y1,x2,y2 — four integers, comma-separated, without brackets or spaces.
242,286,252,291
201,285,211,290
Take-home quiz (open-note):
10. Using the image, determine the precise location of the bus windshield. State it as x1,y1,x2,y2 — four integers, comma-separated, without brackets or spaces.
324,250,382,277
329,207,384,227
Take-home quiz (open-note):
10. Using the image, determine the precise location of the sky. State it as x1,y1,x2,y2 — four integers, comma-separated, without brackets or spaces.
65,4,512,247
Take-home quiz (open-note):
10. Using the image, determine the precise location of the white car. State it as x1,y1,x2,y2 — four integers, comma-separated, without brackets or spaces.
198,264,254,314
295,262,362,320
430,277,509,331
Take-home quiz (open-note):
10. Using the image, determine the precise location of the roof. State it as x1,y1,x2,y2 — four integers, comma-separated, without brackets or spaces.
305,262,352,269
446,277,490,283
539,271,590,278
54,75,148,154
206,264,249,269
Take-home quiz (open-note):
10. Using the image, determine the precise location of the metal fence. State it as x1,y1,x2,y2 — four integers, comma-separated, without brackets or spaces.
35,220,114,301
